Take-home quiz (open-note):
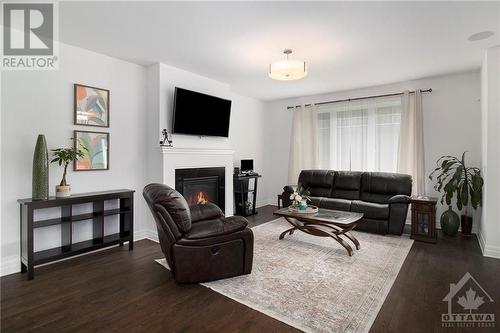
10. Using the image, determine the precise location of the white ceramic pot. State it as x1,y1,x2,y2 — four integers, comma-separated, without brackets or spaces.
55,185,71,197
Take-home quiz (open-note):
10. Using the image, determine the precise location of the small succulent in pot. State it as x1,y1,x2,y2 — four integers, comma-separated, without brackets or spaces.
51,139,87,197
290,184,311,210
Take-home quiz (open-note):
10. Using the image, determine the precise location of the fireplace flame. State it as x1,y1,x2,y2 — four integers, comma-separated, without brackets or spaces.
186,191,211,206
196,191,208,205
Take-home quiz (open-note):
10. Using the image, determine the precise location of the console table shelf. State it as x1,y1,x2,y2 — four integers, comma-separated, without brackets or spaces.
18,189,134,280
33,208,131,228
34,231,130,265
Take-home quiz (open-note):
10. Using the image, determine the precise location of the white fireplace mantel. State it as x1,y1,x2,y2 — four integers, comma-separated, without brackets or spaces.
161,146,235,216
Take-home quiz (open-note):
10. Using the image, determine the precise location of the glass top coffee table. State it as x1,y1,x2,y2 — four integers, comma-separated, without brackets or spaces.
273,207,364,256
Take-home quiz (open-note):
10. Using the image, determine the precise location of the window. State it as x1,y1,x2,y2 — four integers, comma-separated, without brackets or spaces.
317,96,402,172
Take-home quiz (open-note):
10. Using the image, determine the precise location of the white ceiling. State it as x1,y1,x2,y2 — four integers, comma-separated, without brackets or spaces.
60,1,500,101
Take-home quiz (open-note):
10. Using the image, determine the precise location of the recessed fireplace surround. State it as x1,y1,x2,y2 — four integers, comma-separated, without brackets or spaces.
175,167,225,212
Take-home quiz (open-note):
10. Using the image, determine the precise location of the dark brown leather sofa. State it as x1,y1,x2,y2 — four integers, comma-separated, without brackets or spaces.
143,183,253,283
282,170,412,235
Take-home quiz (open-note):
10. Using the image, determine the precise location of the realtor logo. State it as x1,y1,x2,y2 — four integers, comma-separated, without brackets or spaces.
1,1,59,70
442,272,495,328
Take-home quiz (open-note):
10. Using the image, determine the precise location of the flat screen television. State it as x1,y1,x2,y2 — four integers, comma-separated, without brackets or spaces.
172,87,232,137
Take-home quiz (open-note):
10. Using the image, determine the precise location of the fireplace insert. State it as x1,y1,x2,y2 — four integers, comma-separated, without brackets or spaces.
175,167,225,213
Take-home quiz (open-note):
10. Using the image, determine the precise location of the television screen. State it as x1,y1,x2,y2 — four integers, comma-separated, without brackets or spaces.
172,87,232,137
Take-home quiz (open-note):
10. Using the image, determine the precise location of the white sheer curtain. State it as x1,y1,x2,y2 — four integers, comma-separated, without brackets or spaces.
316,96,402,172
398,90,425,195
288,92,425,193
288,104,319,183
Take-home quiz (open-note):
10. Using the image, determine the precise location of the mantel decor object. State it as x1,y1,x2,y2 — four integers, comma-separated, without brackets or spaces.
32,134,49,200
159,128,173,147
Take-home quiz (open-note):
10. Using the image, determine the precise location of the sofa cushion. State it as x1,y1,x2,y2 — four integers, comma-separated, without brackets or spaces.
360,172,412,204
320,197,352,211
298,170,335,197
185,216,248,240
331,171,363,200
308,196,323,207
351,200,389,220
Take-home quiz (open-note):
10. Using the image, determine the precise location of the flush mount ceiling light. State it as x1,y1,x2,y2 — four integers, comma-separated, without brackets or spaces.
468,31,495,41
269,49,307,81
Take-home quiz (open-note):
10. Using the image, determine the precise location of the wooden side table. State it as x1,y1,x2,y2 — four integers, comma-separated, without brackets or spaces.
410,196,438,243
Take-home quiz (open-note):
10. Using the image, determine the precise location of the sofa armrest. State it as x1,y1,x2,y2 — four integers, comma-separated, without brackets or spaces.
389,194,411,204
281,185,297,208
190,203,224,223
388,195,411,235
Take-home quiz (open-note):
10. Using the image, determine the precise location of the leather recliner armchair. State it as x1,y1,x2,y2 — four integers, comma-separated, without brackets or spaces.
143,183,254,283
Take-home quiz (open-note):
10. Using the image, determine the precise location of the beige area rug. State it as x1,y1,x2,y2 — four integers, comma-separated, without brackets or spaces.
155,218,413,333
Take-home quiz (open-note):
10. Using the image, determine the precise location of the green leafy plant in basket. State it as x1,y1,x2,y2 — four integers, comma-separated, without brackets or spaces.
429,152,483,237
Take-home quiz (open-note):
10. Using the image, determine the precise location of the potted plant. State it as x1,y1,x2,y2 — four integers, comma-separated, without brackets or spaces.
429,152,483,237
289,184,311,210
51,140,87,197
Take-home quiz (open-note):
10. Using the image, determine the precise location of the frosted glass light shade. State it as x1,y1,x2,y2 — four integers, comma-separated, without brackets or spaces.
269,59,307,81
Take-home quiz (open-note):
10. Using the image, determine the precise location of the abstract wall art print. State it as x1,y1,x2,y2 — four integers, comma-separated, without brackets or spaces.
74,131,109,171
74,84,110,127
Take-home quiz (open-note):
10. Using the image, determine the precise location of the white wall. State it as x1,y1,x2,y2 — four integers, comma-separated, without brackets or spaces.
265,70,482,228
1,43,149,275
479,46,500,258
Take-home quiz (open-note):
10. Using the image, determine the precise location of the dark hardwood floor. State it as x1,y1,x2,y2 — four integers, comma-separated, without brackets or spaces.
2,205,499,332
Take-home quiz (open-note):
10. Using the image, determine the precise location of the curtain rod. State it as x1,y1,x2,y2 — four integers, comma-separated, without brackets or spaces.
286,88,432,110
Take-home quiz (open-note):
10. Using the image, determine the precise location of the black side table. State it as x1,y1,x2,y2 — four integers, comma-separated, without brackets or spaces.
410,196,438,243
234,174,261,217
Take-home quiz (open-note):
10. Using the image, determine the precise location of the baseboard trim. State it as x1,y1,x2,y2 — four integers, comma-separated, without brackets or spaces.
477,230,500,259
477,230,487,254
1,256,20,277
256,198,276,208
142,229,159,243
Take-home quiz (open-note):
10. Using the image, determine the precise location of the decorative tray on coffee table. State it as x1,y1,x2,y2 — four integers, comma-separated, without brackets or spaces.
287,205,319,214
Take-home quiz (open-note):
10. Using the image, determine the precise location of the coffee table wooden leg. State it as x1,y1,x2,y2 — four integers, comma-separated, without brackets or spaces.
329,234,354,256
321,223,360,251
342,232,360,250
279,227,297,240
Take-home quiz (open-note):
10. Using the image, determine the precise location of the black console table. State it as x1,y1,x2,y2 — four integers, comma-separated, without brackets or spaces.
18,189,134,280
234,174,261,217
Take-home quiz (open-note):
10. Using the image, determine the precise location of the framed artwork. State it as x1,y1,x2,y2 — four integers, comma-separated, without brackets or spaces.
74,84,110,127
74,130,109,171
